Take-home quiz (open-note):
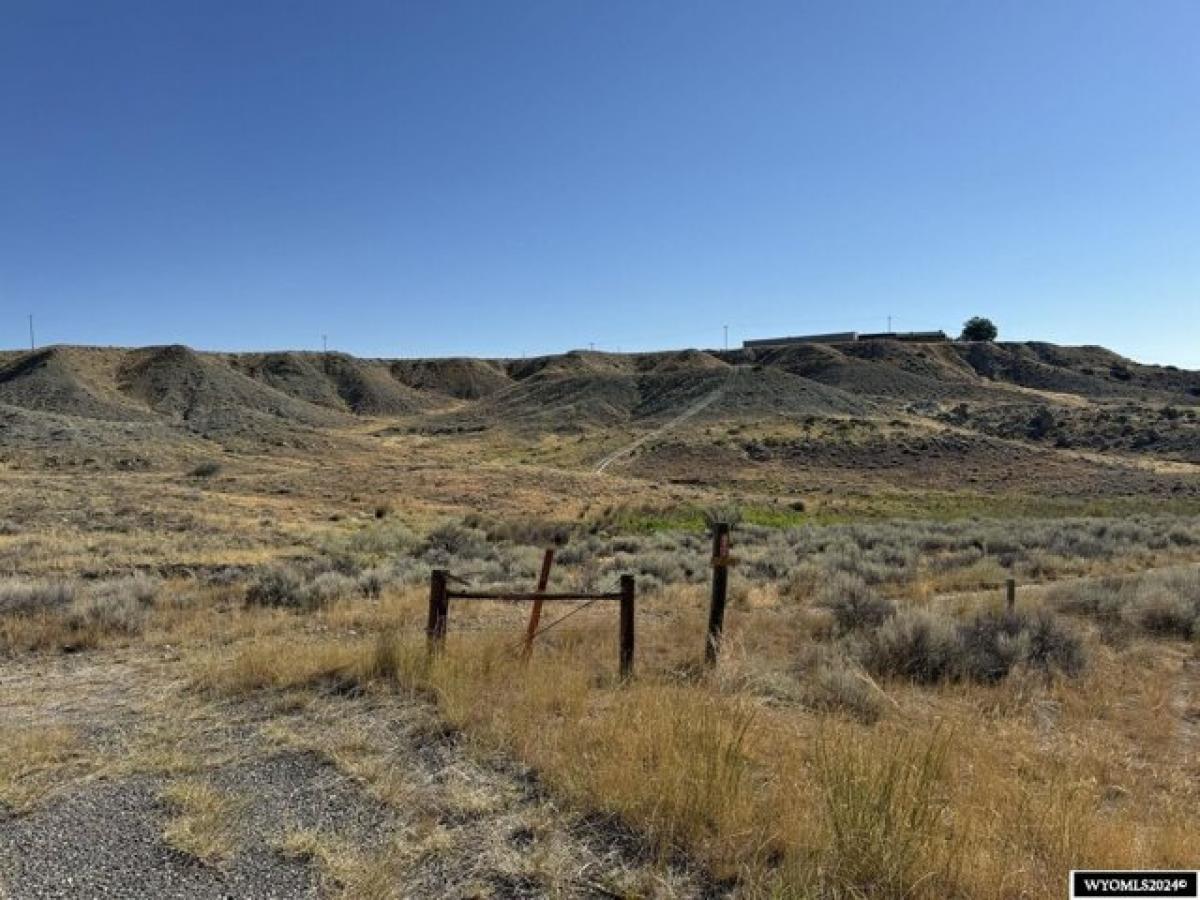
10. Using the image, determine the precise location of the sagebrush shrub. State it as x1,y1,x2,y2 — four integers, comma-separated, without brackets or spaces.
859,610,960,683
1021,609,1088,675
90,574,160,607
0,579,78,616
1128,587,1197,639
424,521,492,561
955,611,1028,683
859,607,1085,684
67,592,146,634
1048,578,1126,622
356,568,386,599
319,520,420,569
1051,568,1200,641
817,574,896,634
245,566,307,608
957,609,1084,682
304,572,358,607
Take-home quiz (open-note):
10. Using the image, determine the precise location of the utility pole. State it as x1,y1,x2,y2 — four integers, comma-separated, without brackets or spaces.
887,314,892,332
723,324,728,351
28,314,35,350
322,334,327,353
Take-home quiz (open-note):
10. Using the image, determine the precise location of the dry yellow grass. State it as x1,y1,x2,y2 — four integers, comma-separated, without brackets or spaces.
177,578,1198,899
0,725,81,812
160,779,244,863
192,635,371,695
5,549,1195,898
3,389,1197,897
0,610,111,655
279,824,458,900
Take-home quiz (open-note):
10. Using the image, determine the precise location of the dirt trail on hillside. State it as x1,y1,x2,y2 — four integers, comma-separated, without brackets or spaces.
593,365,745,474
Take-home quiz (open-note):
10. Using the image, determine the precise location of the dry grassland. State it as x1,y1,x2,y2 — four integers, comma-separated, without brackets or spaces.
6,547,1192,897
2,403,1199,897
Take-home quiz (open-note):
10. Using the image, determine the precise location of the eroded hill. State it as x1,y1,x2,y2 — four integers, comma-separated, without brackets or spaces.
0,341,1197,501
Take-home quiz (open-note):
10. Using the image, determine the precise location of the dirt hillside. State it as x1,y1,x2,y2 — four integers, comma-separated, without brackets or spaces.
390,358,512,400
118,345,350,432
0,347,156,422
0,340,1195,470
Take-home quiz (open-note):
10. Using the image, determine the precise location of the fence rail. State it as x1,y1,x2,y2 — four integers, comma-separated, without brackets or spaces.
447,590,623,603
427,569,636,678
423,526,1024,680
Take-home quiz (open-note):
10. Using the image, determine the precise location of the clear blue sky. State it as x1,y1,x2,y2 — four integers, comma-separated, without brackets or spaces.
3,1,1198,365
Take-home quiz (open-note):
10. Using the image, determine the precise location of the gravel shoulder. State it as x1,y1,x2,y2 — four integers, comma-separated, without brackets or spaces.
0,651,712,899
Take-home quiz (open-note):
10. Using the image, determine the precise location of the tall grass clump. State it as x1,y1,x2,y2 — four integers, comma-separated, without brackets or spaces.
799,647,886,723
808,725,958,897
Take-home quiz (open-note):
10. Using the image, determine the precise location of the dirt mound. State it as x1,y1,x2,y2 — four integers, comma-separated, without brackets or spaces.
444,371,639,431
0,347,156,422
632,369,729,419
232,352,434,415
390,358,512,400
842,340,981,380
505,350,635,381
749,342,992,402
950,342,1137,397
636,349,730,374
442,362,877,432
1021,343,1200,399
711,366,877,418
231,352,347,410
429,366,728,432
318,354,432,415
118,345,348,433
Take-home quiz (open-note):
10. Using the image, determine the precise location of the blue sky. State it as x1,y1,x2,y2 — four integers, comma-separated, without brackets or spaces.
2,1,1198,365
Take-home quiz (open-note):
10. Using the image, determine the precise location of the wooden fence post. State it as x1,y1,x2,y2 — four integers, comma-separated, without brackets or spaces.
521,548,556,661
427,569,449,654
1005,578,1016,613
619,574,635,680
705,522,731,665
